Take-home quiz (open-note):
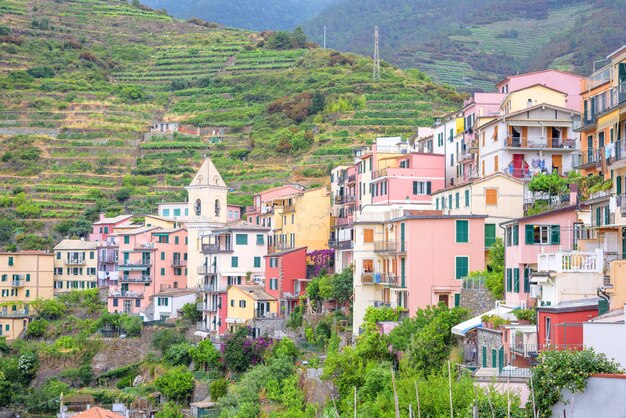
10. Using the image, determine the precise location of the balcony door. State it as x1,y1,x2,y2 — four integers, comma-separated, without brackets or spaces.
123,300,132,313
513,154,524,177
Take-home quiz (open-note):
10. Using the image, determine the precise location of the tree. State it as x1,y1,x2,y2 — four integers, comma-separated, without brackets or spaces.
190,339,221,371
209,378,228,401
154,367,194,403
528,172,567,198
529,348,623,416
30,298,66,320
181,302,202,323
156,402,183,418
165,343,193,367
332,266,353,303
151,328,185,354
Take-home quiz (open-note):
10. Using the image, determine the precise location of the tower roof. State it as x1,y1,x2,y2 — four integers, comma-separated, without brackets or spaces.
189,158,227,188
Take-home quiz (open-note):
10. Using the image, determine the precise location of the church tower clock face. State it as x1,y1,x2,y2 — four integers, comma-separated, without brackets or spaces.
194,199,202,216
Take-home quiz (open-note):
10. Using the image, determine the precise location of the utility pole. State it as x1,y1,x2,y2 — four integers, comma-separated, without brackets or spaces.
323,25,327,50
373,26,381,81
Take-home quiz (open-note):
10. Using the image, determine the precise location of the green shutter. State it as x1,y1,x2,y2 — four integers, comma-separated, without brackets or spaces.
465,190,470,207
124,236,129,244
524,267,530,293
456,257,468,279
455,192,460,208
513,225,519,246
254,257,261,268
456,220,469,243
256,234,264,245
485,224,496,248
506,268,512,292
26,273,30,282
236,234,248,245
412,181,418,194
8,257,13,266
596,207,601,226
513,268,520,292
400,223,405,252
550,225,560,245
426,181,432,195
482,346,487,367
618,176,622,195
454,293,460,307
231,256,238,268
160,252,165,260
605,206,610,225
525,225,534,244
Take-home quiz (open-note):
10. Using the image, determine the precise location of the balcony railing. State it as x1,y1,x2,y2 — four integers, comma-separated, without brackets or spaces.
196,283,227,293
500,166,532,179
506,136,576,150
282,205,295,213
197,302,220,312
537,249,603,273
99,254,118,264
583,80,626,122
0,309,29,318
65,258,86,265
201,243,233,254
108,290,144,299
118,275,151,283
11,279,24,288
97,240,118,248
245,205,256,213
573,148,601,168
197,265,219,275
329,239,353,250
347,174,356,183
118,262,151,271
361,272,401,286
608,138,626,165
171,259,187,267
334,195,356,205
373,240,400,253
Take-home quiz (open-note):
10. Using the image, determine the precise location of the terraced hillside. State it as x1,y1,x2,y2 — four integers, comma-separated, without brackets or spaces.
0,0,461,249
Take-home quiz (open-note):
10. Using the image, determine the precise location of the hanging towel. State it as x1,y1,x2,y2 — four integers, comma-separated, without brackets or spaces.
610,196,617,214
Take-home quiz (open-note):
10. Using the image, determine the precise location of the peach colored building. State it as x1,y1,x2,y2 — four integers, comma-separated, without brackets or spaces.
107,226,188,319
502,205,579,307
352,209,486,333
89,214,133,242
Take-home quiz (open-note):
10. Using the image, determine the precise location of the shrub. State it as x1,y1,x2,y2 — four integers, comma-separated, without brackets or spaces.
152,328,185,354
30,298,67,320
156,402,183,418
154,366,194,402
209,378,228,401
120,315,142,336
180,302,201,323
190,339,221,371
513,308,537,324
164,342,193,366
26,319,48,338
27,66,55,79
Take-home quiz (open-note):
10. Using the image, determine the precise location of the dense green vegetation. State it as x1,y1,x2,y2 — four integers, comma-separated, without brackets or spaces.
0,0,461,250
303,0,626,90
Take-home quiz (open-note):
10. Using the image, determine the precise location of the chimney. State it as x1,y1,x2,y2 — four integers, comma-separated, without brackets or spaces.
99,213,106,221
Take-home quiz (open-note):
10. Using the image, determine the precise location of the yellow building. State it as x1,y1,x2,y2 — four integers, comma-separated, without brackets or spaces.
500,84,568,114
144,215,179,229
226,285,277,333
53,239,98,292
0,251,54,340
278,187,331,252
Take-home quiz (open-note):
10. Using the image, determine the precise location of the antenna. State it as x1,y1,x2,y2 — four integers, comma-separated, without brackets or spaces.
323,25,327,50
373,26,380,81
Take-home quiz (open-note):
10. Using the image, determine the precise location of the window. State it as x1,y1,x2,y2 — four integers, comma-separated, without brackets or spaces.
8,256,13,267
455,192,460,208
545,316,552,343
112,298,118,307
484,224,496,248
160,252,165,260
412,181,432,195
256,234,264,245
254,257,261,268
270,278,278,290
525,225,560,245
362,259,373,273
163,209,170,217
456,220,469,243
455,257,469,279
174,236,179,245
235,234,248,245
26,289,30,297
363,229,374,243
239,300,246,308
492,125,499,141
161,268,165,276
506,268,512,292
465,190,470,207
56,252,61,260
524,267,530,293
230,299,234,307
436,198,440,210
123,236,130,245
494,156,499,172
174,208,181,217
269,257,278,268
450,153,454,167
513,225,519,246
485,188,497,206
513,268,520,292
231,257,239,268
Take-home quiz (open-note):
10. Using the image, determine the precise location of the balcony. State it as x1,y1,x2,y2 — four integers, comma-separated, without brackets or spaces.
118,275,151,284
171,259,187,268
372,166,425,179
108,290,144,299
196,283,227,293
329,239,353,250
0,309,29,318
245,205,257,213
197,301,220,312
65,258,86,266
134,242,155,251
97,240,118,248
373,240,402,253
573,149,600,169
201,243,233,254
500,166,532,179
118,262,151,272
347,174,356,184
276,242,295,251
608,138,626,169
537,249,603,274
10,278,24,288
505,136,576,151
334,195,357,205
99,253,118,264
361,272,402,287
197,265,219,275
282,205,295,213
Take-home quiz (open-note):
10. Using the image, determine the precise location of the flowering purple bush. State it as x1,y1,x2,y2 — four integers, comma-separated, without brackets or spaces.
308,249,334,277
223,327,273,373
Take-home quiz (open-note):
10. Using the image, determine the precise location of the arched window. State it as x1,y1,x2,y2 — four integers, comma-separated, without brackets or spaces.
215,199,221,217
196,175,203,185
194,199,201,216
214,176,220,185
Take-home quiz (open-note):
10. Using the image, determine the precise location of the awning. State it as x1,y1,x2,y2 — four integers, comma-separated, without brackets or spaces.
538,121,574,127
597,109,619,131
225,317,245,324
451,305,518,336
194,331,209,338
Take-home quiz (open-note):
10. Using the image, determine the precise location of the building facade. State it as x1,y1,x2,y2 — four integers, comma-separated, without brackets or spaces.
53,239,98,292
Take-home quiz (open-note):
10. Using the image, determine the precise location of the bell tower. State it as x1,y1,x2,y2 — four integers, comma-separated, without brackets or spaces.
186,158,228,225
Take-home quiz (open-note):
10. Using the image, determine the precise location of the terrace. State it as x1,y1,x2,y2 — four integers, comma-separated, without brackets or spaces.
108,290,144,299
505,136,576,150
537,249,603,273
118,275,151,284
361,272,402,287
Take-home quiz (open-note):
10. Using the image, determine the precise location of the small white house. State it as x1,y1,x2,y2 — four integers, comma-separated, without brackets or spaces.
153,288,197,321
151,122,179,134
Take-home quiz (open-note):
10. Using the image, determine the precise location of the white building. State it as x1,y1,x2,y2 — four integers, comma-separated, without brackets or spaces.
152,288,197,321
584,305,626,368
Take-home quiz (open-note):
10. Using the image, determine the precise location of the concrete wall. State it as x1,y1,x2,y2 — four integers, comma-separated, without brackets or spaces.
584,322,626,368
552,375,626,418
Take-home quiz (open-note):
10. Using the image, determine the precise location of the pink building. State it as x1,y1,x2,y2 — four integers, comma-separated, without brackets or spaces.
370,152,445,206
496,69,584,111
264,246,308,316
227,204,242,222
89,214,133,242
502,205,579,306
107,226,188,317
399,212,487,313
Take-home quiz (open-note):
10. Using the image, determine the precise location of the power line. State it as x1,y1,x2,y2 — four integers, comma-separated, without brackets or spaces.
373,26,380,81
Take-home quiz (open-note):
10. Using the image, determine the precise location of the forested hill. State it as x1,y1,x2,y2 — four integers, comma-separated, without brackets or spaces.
302,0,626,91
140,0,338,31
0,0,461,250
